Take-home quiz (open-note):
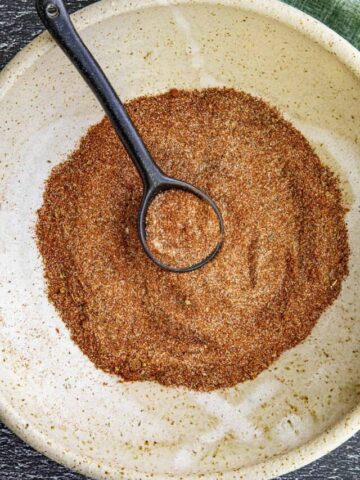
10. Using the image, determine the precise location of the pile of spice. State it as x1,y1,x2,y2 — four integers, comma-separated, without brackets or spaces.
146,190,221,268
36,88,349,391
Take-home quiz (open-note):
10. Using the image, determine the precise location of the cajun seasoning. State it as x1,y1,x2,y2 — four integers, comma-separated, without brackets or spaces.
146,190,221,268
36,88,349,391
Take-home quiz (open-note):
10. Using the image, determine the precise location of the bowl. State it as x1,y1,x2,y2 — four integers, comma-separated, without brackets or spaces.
0,0,359,479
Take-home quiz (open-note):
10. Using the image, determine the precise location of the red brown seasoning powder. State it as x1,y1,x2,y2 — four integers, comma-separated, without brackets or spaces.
146,190,221,268
36,88,349,391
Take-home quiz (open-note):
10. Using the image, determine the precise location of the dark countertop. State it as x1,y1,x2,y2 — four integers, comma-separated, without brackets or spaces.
0,1,359,479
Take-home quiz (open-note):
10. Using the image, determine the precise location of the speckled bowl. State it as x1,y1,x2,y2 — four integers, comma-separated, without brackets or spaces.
0,0,359,479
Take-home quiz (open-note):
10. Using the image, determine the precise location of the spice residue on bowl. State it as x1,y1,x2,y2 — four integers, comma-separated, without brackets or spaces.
146,190,221,269
36,88,349,391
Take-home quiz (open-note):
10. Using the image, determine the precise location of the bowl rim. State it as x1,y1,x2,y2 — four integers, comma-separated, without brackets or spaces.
0,0,359,479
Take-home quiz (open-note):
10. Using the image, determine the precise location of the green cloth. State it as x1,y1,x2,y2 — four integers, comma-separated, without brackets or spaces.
281,0,360,49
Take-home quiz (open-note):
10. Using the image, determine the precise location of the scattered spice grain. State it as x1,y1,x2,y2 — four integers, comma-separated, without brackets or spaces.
36,88,349,391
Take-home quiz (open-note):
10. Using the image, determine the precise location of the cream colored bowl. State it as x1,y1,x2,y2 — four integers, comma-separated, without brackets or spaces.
0,0,359,479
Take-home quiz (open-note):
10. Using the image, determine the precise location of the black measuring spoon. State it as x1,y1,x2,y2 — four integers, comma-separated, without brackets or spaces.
36,0,224,273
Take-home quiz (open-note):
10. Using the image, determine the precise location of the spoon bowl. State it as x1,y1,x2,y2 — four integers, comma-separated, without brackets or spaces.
138,176,224,273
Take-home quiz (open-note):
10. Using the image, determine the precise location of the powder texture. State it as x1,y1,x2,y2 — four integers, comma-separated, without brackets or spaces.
36,88,349,391
146,190,221,269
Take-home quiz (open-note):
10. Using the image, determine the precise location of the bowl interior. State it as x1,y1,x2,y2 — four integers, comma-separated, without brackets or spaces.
0,1,359,479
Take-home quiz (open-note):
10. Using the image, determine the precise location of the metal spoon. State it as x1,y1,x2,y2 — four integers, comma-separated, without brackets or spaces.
36,0,224,273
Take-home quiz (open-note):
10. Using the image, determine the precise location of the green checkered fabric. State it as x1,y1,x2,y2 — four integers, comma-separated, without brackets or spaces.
282,0,360,49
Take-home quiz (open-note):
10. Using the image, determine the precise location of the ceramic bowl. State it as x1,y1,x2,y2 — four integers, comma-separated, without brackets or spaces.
0,0,359,479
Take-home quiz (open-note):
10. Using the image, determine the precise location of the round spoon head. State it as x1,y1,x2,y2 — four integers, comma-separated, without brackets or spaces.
138,179,224,273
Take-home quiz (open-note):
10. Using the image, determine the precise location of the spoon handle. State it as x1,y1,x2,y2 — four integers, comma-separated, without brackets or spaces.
35,0,164,189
